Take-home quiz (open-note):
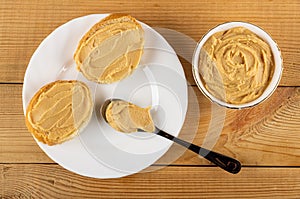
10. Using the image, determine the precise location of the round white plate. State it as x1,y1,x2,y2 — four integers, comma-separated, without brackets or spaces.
22,14,187,178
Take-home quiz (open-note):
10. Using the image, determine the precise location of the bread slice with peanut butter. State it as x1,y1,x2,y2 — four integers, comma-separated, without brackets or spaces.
25,80,93,146
74,14,144,84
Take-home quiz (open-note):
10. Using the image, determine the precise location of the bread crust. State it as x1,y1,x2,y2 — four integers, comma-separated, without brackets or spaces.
25,80,93,146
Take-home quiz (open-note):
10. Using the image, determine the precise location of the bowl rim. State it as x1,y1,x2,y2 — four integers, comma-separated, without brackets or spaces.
192,21,283,109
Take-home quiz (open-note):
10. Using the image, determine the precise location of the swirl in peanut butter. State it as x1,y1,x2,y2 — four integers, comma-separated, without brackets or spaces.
81,28,144,83
199,27,274,104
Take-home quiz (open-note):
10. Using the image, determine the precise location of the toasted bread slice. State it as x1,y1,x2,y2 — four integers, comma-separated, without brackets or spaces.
74,14,144,83
25,80,93,146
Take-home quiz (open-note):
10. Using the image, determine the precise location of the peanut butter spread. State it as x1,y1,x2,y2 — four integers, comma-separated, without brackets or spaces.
26,81,93,145
105,100,155,133
199,27,274,104
74,14,144,84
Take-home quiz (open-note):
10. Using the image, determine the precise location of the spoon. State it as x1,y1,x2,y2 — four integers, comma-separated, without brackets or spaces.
101,99,241,174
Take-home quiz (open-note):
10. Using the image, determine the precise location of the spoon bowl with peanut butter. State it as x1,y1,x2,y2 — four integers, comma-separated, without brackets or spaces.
101,99,241,174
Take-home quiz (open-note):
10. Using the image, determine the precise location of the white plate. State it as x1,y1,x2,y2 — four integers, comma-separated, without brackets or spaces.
22,14,187,178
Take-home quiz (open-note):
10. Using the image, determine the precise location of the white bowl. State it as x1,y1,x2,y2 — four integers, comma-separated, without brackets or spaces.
192,22,283,109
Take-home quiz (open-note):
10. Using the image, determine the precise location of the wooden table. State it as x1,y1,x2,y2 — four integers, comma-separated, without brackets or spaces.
1,0,299,198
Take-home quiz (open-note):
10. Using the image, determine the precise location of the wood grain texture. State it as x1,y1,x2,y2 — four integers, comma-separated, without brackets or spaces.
0,0,299,85
2,84,299,166
1,1,300,197
0,84,53,163
162,86,300,166
1,164,299,198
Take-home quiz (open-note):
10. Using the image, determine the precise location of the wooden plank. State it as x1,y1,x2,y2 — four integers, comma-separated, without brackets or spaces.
0,84,53,163
220,88,300,166
160,86,300,166
0,164,2,197
0,0,299,85
1,164,299,198
1,84,299,166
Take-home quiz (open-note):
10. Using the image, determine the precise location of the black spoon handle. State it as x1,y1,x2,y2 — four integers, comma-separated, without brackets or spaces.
156,129,241,174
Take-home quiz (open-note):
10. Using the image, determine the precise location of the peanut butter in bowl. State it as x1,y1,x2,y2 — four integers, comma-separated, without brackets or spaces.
192,22,283,109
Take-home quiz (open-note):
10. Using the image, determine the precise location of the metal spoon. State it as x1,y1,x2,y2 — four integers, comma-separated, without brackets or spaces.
101,99,241,174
